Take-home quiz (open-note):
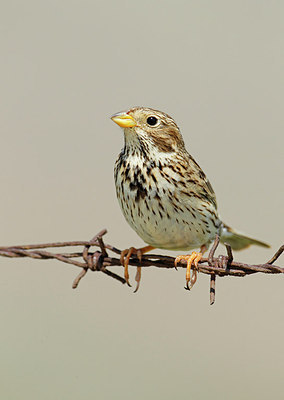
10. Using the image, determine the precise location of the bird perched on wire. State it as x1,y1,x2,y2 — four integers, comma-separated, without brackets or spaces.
111,107,269,292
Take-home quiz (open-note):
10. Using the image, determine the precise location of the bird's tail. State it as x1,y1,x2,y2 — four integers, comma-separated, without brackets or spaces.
220,224,270,250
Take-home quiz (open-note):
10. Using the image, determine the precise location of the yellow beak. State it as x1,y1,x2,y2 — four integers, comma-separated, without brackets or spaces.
111,112,137,128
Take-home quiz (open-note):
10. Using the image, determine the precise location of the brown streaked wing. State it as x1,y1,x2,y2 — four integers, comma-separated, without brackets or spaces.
186,154,218,210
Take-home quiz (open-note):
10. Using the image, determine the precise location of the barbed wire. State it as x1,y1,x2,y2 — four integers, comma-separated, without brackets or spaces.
0,229,283,304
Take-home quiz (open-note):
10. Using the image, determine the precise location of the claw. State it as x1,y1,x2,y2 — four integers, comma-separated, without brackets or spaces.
120,245,154,291
175,251,203,290
120,247,135,287
134,266,141,293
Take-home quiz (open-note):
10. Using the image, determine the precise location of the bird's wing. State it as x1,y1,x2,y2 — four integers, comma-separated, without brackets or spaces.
185,154,218,210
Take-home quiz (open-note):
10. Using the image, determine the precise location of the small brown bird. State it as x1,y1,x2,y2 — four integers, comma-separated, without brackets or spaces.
111,107,269,291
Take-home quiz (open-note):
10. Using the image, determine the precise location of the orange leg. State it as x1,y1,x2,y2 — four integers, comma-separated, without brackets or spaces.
120,245,154,292
174,245,207,290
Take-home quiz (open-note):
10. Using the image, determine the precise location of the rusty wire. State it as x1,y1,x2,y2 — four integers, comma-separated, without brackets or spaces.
0,229,283,305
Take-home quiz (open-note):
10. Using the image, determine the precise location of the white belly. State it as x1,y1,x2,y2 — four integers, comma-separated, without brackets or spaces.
115,166,220,251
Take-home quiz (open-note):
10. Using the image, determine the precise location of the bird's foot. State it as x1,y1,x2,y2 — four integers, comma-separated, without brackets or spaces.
120,246,154,292
174,251,203,290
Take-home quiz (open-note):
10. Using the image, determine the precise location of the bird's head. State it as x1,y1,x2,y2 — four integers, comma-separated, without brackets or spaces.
111,107,185,154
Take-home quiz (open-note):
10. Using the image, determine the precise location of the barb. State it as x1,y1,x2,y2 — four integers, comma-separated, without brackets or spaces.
0,230,283,304
210,274,216,305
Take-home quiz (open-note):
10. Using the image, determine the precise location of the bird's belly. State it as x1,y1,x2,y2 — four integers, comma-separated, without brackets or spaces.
116,180,220,251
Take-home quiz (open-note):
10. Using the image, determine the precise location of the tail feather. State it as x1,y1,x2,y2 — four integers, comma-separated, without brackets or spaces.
220,224,270,251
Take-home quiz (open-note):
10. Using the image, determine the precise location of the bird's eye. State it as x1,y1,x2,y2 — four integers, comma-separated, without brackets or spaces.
146,116,159,126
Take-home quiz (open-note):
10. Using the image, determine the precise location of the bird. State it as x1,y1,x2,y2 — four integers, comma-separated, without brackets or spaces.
111,107,269,292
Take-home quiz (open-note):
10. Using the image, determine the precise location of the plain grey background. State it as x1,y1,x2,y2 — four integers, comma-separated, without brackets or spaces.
0,1,283,399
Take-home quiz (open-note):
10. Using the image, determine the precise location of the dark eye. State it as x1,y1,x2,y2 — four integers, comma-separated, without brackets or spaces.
147,116,158,126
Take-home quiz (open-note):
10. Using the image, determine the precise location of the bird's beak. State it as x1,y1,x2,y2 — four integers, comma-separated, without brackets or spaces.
111,112,137,128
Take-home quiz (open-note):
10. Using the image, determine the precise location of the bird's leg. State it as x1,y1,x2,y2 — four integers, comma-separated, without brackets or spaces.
174,244,207,290
120,245,154,291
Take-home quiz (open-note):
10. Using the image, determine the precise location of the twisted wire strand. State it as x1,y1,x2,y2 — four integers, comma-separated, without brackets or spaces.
0,229,283,304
